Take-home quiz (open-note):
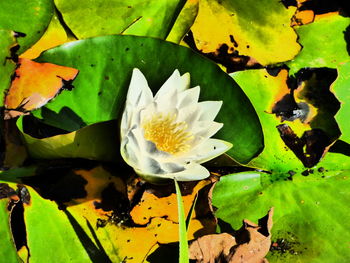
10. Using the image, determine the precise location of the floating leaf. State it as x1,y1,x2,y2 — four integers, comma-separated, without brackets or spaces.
0,182,20,263
0,0,54,53
190,0,301,65
54,0,186,39
23,187,92,263
231,69,306,173
1,119,28,168
17,117,119,162
130,180,211,225
331,62,350,142
33,35,263,164
166,0,199,44
231,68,341,173
4,58,79,119
20,11,69,60
287,14,350,75
0,30,17,106
212,169,350,263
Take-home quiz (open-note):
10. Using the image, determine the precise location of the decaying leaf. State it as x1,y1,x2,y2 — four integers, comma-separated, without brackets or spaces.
66,175,217,262
130,179,212,224
0,182,19,203
277,124,332,168
189,208,273,263
191,0,300,65
4,58,79,119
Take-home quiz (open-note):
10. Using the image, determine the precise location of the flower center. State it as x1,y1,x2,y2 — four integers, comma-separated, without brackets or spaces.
142,113,193,155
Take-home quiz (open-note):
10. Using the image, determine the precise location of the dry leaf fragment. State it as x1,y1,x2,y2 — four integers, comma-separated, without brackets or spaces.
190,233,237,263
189,208,274,263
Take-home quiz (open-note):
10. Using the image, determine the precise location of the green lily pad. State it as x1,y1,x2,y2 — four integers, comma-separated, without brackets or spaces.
23,187,93,263
0,30,17,106
33,35,263,164
212,167,350,263
54,0,186,39
0,0,54,53
17,117,120,162
0,182,19,263
332,62,350,142
287,14,350,75
190,0,301,65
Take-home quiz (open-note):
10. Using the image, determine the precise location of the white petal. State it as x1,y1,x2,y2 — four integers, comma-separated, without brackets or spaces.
198,101,223,121
176,104,200,127
136,162,210,183
178,72,191,92
143,140,171,158
171,162,210,181
120,129,141,168
126,68,153,108
191,121,223,144
154,71,191,113
154,70,181,99
155,70,190,100
120,105,131,137
177,138,233,164
139,156,166,175
161,162,185,173
177,86,200,109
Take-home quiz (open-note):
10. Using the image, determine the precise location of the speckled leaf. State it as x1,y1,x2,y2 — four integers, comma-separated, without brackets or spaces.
212,167,350,263
54,0,185,39
287,14,350,75
33,35,263,164
190,0,301,65
0,0,54,53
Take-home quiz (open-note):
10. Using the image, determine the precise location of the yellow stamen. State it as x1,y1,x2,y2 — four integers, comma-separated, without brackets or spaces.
142,113,193,155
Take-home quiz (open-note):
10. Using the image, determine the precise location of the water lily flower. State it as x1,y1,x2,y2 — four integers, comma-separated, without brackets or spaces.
120,68,232,183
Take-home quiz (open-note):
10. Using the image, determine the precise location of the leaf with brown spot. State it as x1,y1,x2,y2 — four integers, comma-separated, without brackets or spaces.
190,0,301,66
189,208,273,263
4,58,79,119
231,68,341,173
0,181,20,261
23,163,127,209
130,179,213,225
66,180,217,262
277,124,332,168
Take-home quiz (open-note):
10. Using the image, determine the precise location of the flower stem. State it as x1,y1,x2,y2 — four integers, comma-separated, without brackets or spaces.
174,179,189,263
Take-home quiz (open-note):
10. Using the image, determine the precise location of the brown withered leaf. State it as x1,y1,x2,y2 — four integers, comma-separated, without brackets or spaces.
189,208,274,263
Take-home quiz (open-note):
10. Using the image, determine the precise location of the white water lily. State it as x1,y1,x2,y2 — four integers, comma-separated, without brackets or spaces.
120,68,232,183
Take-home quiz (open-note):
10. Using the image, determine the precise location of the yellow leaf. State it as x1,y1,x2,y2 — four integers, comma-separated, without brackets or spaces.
191,0,301,65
